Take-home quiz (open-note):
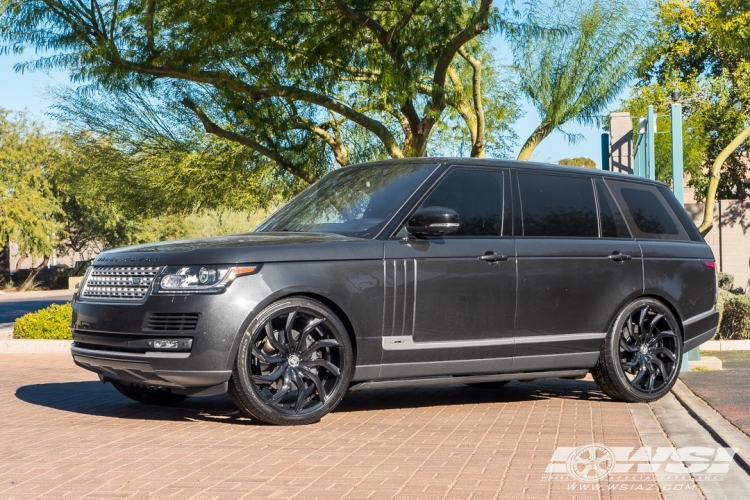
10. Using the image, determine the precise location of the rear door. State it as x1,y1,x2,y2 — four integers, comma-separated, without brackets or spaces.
380,167,517,378
605,180,717,343
513,171,643,371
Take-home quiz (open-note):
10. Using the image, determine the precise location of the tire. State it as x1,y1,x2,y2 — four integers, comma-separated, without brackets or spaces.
228,297,354,425
464,381,510,390
111,381,189,405
592,298,682,403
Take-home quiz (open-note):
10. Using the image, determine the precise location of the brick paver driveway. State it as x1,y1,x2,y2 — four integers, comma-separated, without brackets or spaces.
0,354,659,499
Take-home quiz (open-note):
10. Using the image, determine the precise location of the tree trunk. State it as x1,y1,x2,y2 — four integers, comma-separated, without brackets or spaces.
0,233,9,286
517,122,552,161
17,256,49,292
698,123,750,236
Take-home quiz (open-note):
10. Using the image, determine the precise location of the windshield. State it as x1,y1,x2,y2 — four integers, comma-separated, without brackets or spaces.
255,162,436,238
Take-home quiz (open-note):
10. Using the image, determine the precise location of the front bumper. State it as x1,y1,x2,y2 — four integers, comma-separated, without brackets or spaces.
70,273,270,394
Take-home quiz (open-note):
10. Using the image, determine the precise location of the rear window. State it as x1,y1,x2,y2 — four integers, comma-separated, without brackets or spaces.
606,180,689,240
518,173,598,237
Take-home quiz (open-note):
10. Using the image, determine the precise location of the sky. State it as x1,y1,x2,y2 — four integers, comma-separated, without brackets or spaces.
0,38,628,169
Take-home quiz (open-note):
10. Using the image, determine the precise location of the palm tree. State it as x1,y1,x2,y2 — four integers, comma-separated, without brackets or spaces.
513,0,647,160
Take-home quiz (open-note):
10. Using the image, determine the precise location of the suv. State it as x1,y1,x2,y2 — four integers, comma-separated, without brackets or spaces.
71,159,718,425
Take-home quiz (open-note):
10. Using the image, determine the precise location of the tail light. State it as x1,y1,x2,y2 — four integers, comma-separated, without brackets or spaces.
702,260,716,271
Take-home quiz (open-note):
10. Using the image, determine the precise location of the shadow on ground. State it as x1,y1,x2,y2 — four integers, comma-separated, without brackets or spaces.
15,378,610,425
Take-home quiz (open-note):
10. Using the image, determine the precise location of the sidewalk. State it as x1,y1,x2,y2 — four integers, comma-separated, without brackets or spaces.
680,350,750,436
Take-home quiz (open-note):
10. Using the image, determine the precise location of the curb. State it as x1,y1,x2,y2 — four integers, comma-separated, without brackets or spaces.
0,340,72,354
701,340,750,351
671,379,750,474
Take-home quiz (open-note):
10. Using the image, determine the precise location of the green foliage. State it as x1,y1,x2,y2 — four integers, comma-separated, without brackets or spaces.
0,0,524,182
512,0,649,159
558,157,596,169
718,272,735,291
13,303,73,340
630,0,750,201
718,294,750,340
0,109,63,258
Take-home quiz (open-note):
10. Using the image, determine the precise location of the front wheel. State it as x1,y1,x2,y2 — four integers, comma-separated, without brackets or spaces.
228,297,354,425
592,298,682,403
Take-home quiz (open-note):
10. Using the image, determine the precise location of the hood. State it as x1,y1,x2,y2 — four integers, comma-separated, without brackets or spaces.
93,232,383,266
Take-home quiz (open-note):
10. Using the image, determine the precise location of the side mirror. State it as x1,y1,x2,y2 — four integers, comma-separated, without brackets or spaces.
406,207,460,236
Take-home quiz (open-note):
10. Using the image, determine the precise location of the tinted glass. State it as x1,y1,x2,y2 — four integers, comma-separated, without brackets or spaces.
256,163,435,238
419,169,504,236
620,188,679,235
595,179,630,238
518,173,597,237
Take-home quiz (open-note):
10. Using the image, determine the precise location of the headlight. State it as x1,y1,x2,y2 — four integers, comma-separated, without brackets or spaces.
154,265,259,294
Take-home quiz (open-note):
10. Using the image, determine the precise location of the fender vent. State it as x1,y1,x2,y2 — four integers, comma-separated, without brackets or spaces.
144,313,200,332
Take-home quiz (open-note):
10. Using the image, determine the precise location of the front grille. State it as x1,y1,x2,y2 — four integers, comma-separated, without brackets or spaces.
144,312,200,331
81,266,160,301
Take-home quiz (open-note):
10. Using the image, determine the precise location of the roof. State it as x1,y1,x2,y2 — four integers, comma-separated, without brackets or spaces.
344,157,667,186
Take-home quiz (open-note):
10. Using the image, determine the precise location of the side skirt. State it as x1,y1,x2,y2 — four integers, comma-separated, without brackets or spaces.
348,369,589,392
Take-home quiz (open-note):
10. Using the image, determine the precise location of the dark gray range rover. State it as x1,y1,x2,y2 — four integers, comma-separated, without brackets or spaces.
71,159,719,425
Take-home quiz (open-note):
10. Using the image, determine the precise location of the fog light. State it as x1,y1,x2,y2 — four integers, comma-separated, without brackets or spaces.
153,340,179,349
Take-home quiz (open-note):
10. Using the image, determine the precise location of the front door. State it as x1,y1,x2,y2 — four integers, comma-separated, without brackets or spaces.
380,167,517,378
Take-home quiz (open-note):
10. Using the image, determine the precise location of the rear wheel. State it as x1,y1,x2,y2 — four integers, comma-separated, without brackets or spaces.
229,297,353,425
111,381,189,405
592,298,682,403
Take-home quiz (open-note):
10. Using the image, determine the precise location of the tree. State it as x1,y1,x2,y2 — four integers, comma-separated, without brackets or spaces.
512,0,648,160
1,0,525,184
636,0,750,235
558,157,596,168
0,109,62,290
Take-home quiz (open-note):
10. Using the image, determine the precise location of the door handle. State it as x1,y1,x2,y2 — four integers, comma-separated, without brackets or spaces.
608,252,632,262
480,252,509,262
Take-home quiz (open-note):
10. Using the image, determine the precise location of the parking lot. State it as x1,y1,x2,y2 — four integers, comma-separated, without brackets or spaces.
0,354,660,499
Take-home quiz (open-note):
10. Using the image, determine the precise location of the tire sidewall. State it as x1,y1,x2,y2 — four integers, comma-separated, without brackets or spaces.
607,298,683,401
232,297,354,424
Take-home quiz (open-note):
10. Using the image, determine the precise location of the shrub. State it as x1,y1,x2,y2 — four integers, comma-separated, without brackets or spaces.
718,272,734,291
13,303,73,340
718,294,750,340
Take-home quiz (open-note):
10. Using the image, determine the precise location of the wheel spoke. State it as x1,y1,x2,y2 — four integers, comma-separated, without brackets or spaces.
637,307,649,341
285,309,299,352
631,360,648,387
647,369,657,393
622,355,639,368
265,320,288,355
620,337,637,353
300,339,341,358
251,362,287,383
299,366,327,403
650,330,677,345
652,357,668,381
649,313,665,335
299,358,341,377
653,346,677,361
291,369,307,414
296,318,327,354
251,343,285,364
267,369,292,404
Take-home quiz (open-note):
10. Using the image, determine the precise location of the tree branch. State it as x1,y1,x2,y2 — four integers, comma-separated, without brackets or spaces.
432,0,493,110
180,98,316,184
121,61,404,158
459,47,485,157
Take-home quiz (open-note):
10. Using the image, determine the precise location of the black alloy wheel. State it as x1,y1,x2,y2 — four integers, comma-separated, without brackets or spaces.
111,381,189,405
229,297,353,425
592,298,682,403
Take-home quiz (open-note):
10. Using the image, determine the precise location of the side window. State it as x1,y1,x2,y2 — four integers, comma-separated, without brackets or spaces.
418,169,505,236
606,180,689,240
518,173,598,237
595,179,631,238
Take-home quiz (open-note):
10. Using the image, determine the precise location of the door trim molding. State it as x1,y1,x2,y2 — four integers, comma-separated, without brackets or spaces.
382,332,605,351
